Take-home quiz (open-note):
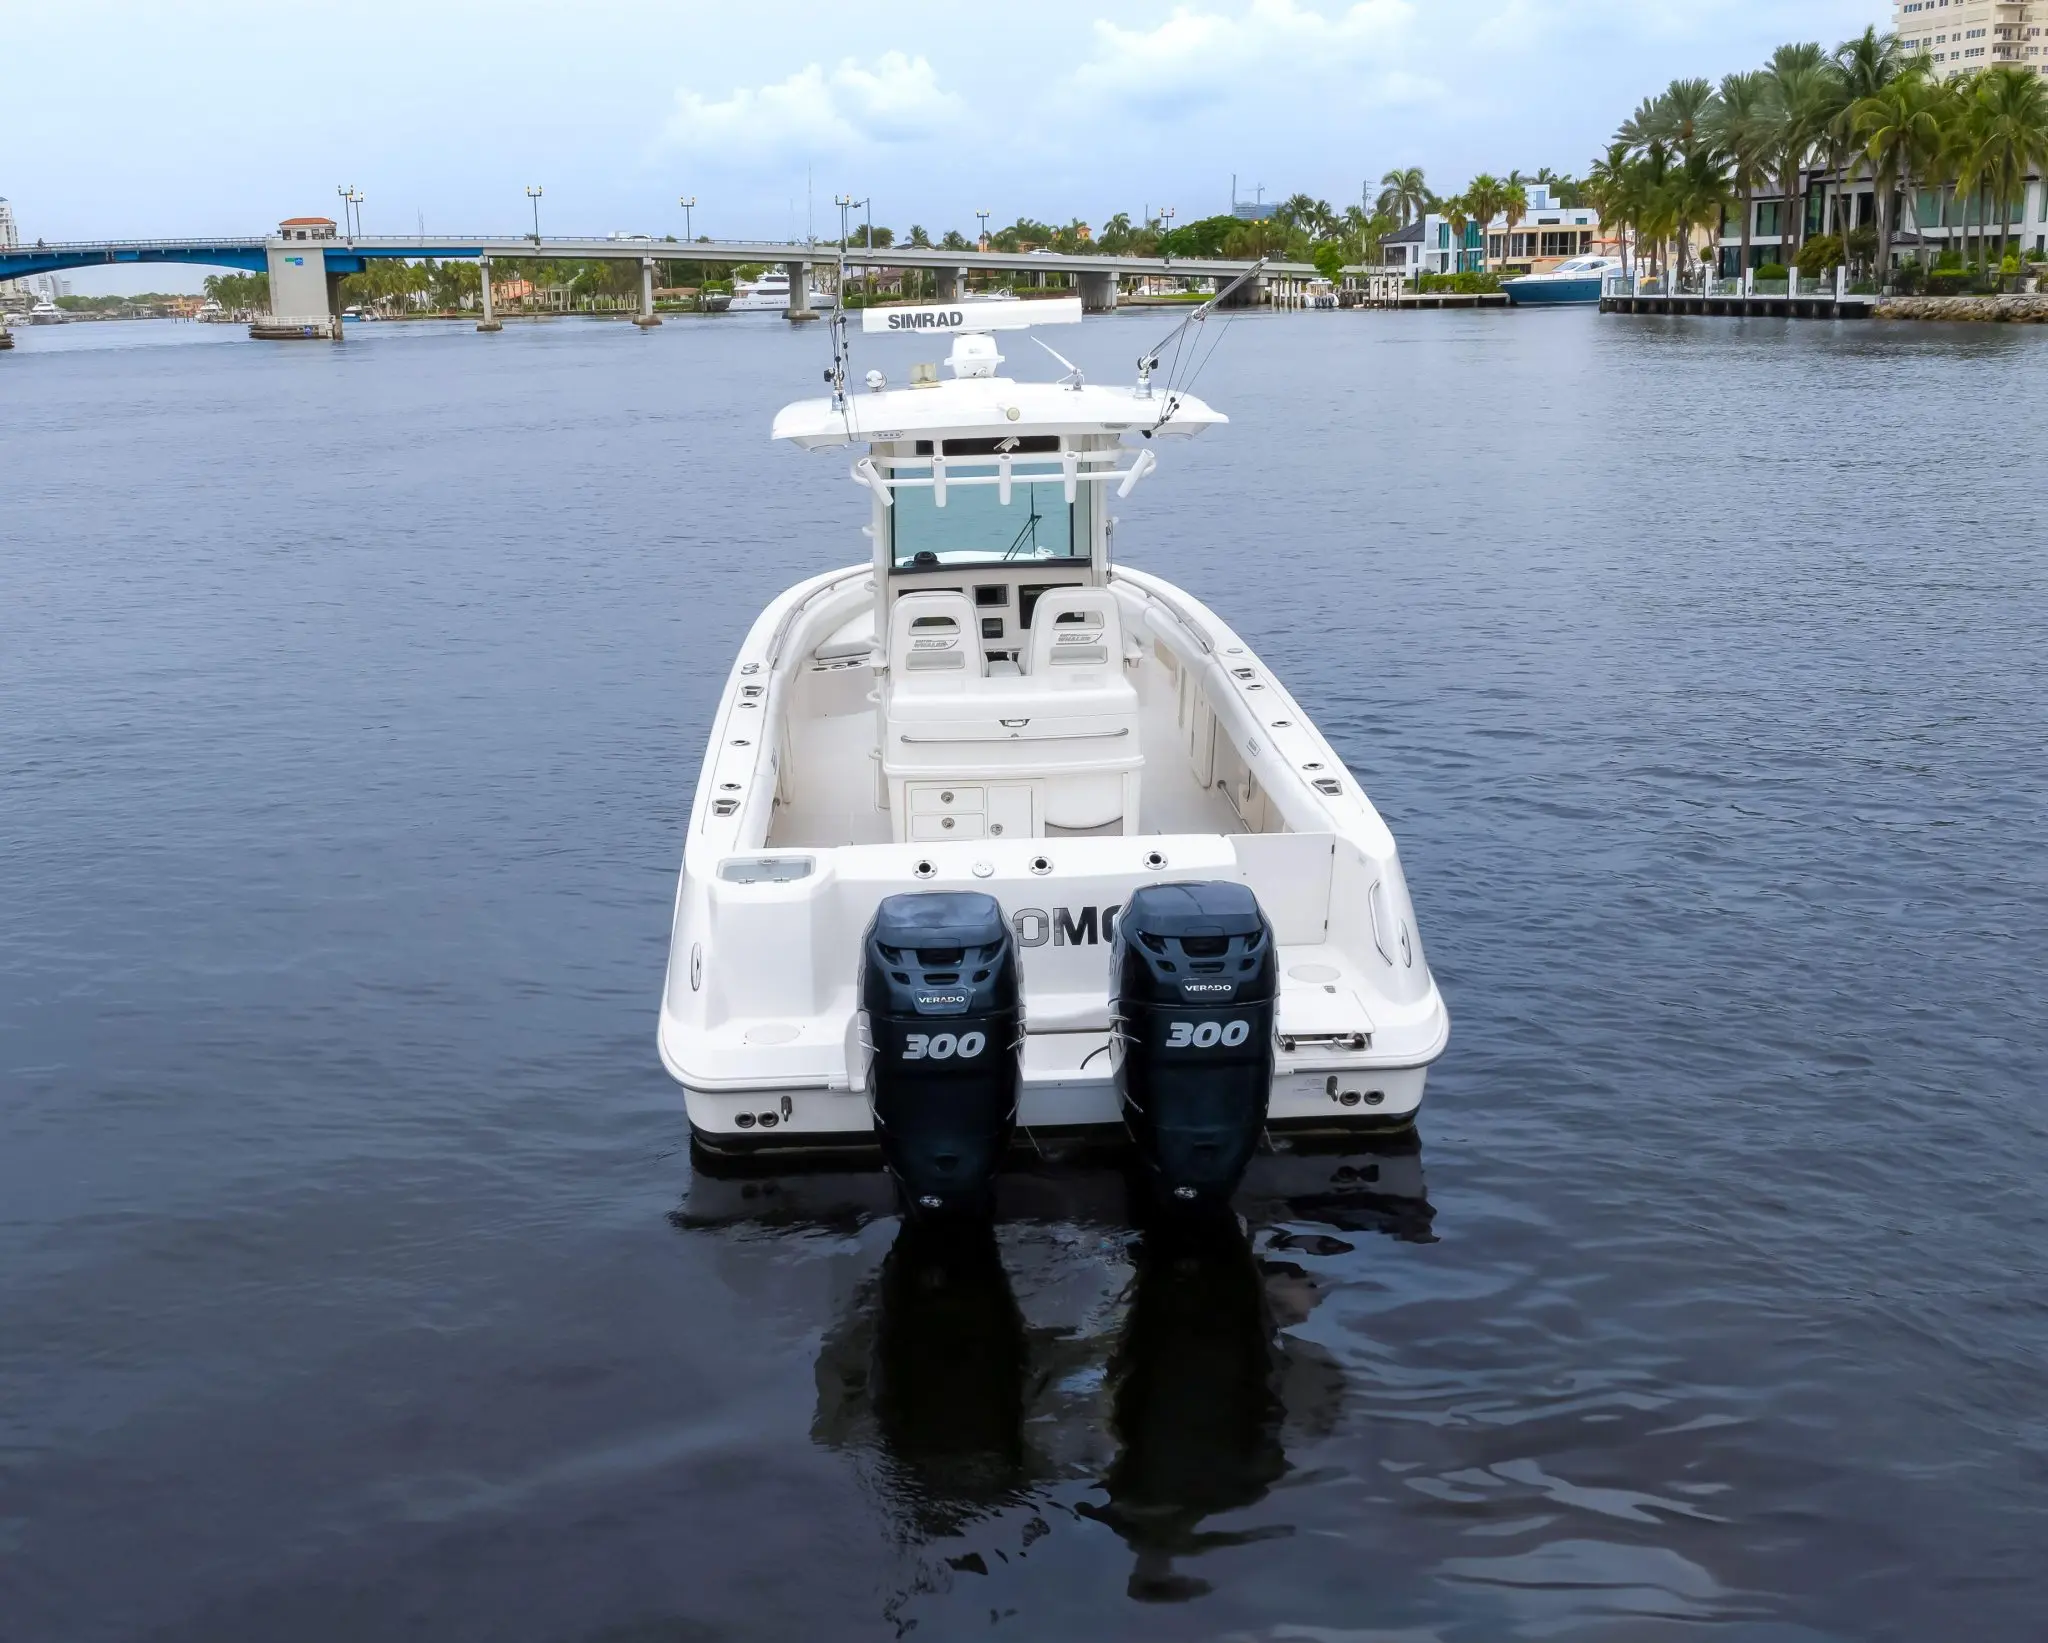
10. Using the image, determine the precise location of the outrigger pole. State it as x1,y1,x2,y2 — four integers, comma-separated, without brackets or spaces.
1136,257,1266,424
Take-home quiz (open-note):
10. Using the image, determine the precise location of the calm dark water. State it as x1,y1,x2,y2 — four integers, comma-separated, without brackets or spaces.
4,310,2045,1642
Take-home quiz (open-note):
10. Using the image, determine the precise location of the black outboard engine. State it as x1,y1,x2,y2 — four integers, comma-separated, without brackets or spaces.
862,892,1022,1217
1111,882,1278,1208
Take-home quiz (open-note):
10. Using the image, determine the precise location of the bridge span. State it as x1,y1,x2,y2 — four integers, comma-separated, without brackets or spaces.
2,231,1322,336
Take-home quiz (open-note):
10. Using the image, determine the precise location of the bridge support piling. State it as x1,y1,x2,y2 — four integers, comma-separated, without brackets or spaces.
784,261,816,322
935,265,965,302
1215,273,1264,309
1079,270,1118,313
477,255,501,331
634,256,662,328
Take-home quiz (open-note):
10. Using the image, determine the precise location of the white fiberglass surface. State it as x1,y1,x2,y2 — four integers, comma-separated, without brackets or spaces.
763,648,1241,847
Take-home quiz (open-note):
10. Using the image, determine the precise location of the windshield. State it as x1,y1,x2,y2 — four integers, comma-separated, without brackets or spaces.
889,460,1090,570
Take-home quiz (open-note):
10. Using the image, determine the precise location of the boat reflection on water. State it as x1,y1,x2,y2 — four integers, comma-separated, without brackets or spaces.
1082,1210,1288,1601
680,1135,1433,1584
857,1217,1031,1535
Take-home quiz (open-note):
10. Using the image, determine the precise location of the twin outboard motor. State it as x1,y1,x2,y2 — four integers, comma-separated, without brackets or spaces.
1111,882,1278,1207
861,892,1022,1217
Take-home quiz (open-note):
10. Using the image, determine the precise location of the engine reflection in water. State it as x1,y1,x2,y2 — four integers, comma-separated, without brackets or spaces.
1084,1211,1289,1602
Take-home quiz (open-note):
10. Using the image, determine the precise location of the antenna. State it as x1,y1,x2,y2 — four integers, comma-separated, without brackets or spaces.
826,243,852,410
1032,335,1084,390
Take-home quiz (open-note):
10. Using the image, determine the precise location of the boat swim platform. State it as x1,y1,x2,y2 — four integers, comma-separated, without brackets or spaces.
1601,291,1876,320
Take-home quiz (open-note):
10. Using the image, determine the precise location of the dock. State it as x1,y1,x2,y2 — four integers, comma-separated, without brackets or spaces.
1601,291,1875,320
1395,291,1509,310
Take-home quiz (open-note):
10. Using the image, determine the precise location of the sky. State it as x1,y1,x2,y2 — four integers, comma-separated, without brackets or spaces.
9,0,1880,293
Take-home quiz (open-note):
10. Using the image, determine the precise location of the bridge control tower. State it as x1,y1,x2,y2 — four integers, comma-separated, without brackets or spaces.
259,217,343,340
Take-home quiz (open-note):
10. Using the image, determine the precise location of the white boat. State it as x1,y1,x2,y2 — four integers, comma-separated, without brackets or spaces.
27,295,66,324
729,268,837,314
1503,255,1625,306
658,293,1448,1213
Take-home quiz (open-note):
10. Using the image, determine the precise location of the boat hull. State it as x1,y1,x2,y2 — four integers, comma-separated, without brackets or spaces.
1504,277,1603,306
658,564,1450,1161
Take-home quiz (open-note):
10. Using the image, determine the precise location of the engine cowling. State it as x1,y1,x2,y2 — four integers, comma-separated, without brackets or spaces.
1110,882,1277,1206
861,891,1021,1216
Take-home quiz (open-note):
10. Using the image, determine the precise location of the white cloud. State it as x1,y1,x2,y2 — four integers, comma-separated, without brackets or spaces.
665,52,962,157
1069,0,1438,113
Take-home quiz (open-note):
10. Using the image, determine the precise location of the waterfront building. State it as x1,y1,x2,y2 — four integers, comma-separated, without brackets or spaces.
1379,188,1603,279
1714,169,2048,272
1480,186,1602,273
1892,0,2048,78
1379,214,1471,277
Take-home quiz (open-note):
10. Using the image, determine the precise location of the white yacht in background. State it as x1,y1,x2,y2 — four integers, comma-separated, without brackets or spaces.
659,287,1448,1214
27,295,66,324
1504,255,1625,306
729,268,837,314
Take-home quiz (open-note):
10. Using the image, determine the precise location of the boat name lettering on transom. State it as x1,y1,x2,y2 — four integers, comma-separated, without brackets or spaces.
1010,905,1122,947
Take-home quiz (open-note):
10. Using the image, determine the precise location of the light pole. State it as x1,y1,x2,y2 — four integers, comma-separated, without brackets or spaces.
834,194,867,249
1159,205,1176,270
335,185,363,238
679,195,696,242
976,208,991,249
526,185,544,246
335,184,349,237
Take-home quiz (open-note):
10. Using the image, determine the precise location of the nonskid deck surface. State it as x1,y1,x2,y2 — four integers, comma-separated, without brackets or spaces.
767,647,1244,850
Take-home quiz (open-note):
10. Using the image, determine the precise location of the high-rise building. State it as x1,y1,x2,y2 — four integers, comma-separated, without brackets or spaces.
1893,0,2048,78
0,196,18,250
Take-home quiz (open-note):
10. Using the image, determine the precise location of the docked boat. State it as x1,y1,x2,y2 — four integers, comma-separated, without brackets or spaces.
27,295,67,324
730,268,837,314
658,290,1448,1213
1503,255,1624,306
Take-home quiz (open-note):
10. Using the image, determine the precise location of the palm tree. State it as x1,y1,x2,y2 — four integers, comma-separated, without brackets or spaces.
1653,77,1720,159
1856,68,1943,280
1764,43,1836,271
1944,74,1993,268
1712,70,1777,280
1440,193,1469,276
1377,167,1430,227
1616,95,1662,153
1633,144,1678,285
1810,29,1907,261
1586,142,1637,281
1672,149,1732,286
1501,179,1528,268
1966,67,2048,270
1462,174,1508,270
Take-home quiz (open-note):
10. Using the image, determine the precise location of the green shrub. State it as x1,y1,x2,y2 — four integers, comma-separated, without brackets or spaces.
1755,262,1789,281
1796,234,1845,278
1415,269,1502,294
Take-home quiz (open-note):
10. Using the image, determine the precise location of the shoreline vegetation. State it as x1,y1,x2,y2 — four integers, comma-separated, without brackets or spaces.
1595,27,2048,296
